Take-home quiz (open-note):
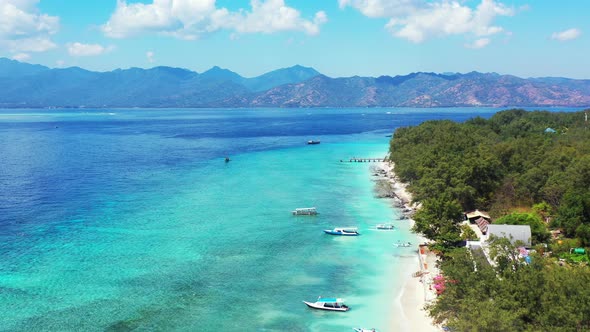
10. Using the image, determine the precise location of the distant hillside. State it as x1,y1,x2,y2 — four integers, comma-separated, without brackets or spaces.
0,58,588,108
251,72,590,108
0,58,49,77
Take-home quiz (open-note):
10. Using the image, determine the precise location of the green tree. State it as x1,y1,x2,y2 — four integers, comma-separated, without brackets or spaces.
556,190,590,237
576,224,590,247
390,109,590,330
532,201,553,223
412,194,463,247
460,224,478,241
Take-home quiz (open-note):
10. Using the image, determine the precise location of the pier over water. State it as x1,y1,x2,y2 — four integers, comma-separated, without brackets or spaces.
343,157,387,162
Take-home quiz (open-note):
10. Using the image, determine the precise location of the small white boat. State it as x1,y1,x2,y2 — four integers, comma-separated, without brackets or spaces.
303,297,349,311
324,227,359,236
376,223,395,230
307,140,321,145
394,241,412,247
353,328,377,332
292,207,318,215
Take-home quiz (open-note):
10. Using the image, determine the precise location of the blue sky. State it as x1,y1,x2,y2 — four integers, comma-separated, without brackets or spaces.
1,0,588,78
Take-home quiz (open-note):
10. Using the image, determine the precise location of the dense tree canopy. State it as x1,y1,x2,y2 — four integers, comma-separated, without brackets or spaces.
429,242,590,331
389,109,590,330
390,109,590,240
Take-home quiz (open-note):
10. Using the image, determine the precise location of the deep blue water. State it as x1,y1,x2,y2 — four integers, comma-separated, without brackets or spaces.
0,108,500,228
0,107,581,331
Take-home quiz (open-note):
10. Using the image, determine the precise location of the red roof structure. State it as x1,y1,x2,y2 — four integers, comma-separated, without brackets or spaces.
475,217,489,234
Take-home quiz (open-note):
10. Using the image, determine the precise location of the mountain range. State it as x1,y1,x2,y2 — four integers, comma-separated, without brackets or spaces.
0,58,588,108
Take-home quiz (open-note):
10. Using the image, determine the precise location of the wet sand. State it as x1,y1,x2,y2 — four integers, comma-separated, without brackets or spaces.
376,161,440,332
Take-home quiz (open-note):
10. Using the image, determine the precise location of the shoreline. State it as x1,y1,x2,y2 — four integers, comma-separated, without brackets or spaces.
373,161,439,332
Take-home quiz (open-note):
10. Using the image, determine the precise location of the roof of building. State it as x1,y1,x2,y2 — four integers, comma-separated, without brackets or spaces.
465,209,491,220
487,224,532,247
476,217,490,234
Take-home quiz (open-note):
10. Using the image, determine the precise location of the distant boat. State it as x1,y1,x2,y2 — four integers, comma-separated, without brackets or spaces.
292,207,318,215
394,241,412,247
376,223,395,230
353,328,377,332
324,227,359,236
303,297,349,312
307,140,320,145
224,157,231,163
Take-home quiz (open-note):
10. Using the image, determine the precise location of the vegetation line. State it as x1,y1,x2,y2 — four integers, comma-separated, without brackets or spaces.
389,109,590,331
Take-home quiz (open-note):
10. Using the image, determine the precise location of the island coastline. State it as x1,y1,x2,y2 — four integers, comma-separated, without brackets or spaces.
374,161,439,332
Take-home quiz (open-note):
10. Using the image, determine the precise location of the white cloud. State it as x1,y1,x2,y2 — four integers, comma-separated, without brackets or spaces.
146,50,155,63
103,0,186,38
314,11,328,25
0,0,59,52
465,37,490,49
102,0,327,39
6,36,55,52
231,1,327,35
67,42,114,57
11,52,30,61
551,28,581,41
338,0,420,18
519,4,530,12
342,0,514,43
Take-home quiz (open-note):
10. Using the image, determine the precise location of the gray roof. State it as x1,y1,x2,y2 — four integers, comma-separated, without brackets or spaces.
487,224,532,247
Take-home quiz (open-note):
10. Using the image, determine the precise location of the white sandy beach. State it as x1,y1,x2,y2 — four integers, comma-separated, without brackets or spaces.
377,161,440,332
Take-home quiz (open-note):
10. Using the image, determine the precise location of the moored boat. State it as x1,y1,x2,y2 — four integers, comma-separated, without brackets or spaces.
303,297,349,311
292,207,318,215
376,223,394,230
353,328,377,332
393,241,412,247
307,140,320,145
324,227,359,236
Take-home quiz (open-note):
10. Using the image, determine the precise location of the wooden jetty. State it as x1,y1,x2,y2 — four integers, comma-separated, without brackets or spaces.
342,157,387,163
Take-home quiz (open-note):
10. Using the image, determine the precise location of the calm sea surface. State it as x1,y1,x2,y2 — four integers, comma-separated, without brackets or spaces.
0,107,579,331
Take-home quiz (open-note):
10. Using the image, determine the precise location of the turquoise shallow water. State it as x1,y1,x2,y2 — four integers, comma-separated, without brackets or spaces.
4,107,577,331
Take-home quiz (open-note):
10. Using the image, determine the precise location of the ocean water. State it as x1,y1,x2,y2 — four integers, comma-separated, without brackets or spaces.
0,107,576,331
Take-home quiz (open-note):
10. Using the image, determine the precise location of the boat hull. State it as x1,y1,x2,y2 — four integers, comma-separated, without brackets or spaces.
323,230,359,236
303,301,349,312
292,208,318,215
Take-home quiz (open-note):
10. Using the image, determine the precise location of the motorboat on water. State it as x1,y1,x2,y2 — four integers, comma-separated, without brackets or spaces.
394,241,412,247
376,223,395,230
353,328,377,332
324,227,359,236
307,140,321,145
303,297,349,311
292,207,318,215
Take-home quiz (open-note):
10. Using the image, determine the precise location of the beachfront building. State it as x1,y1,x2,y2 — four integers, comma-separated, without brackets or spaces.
485,224,532,248
467,224,533,267
465,209,491,234
465,209,491,222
